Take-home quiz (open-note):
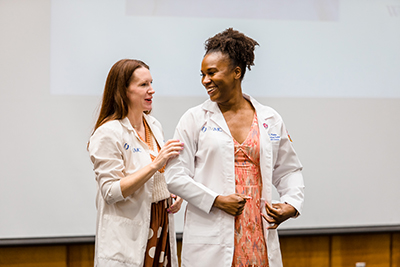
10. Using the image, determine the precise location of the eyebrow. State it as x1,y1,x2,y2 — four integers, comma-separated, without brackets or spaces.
203,67,217,72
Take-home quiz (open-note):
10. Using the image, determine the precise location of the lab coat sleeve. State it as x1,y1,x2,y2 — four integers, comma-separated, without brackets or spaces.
89,126,125,205
165,111,218,214
271,121,305,215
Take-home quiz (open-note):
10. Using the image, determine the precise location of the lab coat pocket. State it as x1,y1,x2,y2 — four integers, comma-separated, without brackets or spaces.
98,214,146,264
184,206,220,244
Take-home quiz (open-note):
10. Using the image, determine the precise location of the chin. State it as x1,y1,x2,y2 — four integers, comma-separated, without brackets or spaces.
209,94,219,102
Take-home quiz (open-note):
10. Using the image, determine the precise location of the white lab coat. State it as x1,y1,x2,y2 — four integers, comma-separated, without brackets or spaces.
165,94,304,267
88,115,179,267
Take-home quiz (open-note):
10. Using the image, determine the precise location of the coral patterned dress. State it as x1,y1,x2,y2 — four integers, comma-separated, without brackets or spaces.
232,113,269,267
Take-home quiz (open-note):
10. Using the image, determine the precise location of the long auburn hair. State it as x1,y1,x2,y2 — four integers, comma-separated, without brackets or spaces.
91,59,150,135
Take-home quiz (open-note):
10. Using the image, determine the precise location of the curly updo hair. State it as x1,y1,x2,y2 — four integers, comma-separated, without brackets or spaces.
204,28,259,80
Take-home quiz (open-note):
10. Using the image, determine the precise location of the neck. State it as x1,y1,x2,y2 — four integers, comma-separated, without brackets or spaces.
218,91,247,113
127,110,144,130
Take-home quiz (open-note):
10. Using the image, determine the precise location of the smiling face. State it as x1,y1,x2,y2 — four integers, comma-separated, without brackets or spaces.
201,51,241,104
126,67,154,114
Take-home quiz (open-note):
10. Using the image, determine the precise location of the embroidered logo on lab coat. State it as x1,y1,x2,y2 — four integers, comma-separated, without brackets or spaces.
124,143,142,152
269,133,281,141
201,126,222,133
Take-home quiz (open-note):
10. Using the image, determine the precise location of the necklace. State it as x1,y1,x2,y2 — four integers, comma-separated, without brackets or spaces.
132,120,143,128
128,115,143,129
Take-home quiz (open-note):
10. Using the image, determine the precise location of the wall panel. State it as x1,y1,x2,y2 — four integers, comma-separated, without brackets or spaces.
280,235,330,267
1,233,400,266
331,233,391,267
392,233,400,267
0,245,67,267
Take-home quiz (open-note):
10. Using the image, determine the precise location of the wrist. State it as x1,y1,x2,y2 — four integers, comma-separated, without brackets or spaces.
149,161,160,172
292,209,299,217
285,202,299,217
213,195,222,209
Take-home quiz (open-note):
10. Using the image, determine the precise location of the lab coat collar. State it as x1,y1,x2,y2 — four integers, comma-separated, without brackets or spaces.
120,117,134,131
120,115,163,147
201,98,231,136
243,93,274,121
120,114,157,131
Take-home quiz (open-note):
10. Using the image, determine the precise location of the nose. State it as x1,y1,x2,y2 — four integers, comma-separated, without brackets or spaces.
202,75,211,86
148,85,155,94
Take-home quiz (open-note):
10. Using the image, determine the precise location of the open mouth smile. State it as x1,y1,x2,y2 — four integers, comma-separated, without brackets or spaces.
206,87,216,94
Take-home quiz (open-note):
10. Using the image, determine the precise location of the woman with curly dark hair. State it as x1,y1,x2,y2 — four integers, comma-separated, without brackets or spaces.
166,28,305,267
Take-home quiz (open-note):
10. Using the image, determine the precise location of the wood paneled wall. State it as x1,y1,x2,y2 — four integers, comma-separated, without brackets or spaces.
1,232,399,267
279,232,400,267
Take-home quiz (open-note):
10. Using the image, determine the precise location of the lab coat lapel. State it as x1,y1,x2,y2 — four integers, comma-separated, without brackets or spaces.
244,93,274,125
120,117,151,157
245,94,274,201
120,116,164,153
202,100,231,136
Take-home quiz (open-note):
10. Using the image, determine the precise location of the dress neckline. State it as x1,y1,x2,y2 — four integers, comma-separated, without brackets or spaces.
233,112,258,146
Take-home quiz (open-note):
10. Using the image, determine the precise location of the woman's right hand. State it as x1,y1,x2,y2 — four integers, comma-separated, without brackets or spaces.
152,139,184,170
120,140,183,198
213,194,251,216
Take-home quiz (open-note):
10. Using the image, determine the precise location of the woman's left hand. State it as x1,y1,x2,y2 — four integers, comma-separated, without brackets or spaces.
261,202,298,229
167,194,183,214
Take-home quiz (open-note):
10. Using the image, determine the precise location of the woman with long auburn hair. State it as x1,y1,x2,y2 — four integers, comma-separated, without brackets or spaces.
88,59,183,266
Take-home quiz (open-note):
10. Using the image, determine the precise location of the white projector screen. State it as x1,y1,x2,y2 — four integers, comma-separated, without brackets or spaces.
1,0,400,241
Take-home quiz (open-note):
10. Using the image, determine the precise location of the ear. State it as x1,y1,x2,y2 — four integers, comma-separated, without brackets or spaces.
233,66,242,80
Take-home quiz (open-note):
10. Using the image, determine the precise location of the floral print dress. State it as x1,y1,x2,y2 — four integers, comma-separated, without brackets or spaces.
232,113,269,267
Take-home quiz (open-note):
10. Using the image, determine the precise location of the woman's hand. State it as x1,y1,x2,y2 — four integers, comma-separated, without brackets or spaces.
120,140,183,198
152,139,184,170
213,194,251,216
261,202,298,229
167,194,183,214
